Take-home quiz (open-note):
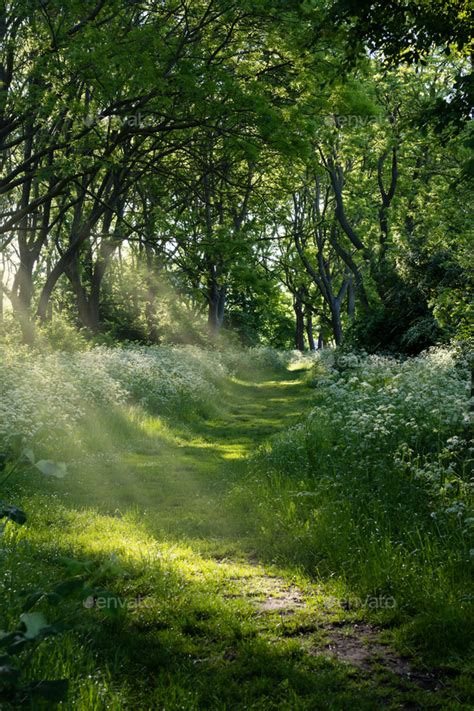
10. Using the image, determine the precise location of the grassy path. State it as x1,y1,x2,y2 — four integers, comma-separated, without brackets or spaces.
8,368,454,709
58,367,314,549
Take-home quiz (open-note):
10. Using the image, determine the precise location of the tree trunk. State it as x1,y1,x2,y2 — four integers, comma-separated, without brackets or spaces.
329,298,343,346
306,311,316,350
10,252,36,344
293,290,305,351
207,263,226,336
37,258,65,323
36,211,104,323
66,257,98,331
208,285,226,335
88,240,117,333
11,136,35,343
347,275,355,318
14,250,35,313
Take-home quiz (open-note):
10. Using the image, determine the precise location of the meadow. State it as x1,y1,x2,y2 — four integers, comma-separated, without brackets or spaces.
1,342,472,709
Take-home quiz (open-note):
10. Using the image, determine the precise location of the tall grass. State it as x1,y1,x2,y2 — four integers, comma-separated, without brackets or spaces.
0,343,308,452
230,347,473,663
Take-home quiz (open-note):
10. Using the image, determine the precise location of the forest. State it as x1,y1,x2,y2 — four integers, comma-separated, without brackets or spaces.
0,1,473,709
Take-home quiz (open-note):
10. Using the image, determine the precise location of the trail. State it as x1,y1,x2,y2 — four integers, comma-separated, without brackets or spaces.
42,367,445,709
67,368,314,544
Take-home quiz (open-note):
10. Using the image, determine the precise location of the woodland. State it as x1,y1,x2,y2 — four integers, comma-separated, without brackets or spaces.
0,1,473,709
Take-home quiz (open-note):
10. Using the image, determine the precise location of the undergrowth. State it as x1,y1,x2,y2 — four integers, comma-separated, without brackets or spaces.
230,347,473,665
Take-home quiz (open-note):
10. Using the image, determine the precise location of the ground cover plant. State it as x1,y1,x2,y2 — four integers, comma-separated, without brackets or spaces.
1,343,473,708
1,0,473,707
0,343,305,450
231,348,473,664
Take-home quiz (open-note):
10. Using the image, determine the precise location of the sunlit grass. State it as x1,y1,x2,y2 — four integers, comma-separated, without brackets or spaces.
0,492,434,710
1,356,472,708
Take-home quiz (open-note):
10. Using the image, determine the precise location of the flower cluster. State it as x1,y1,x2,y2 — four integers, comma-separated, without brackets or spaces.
92,344,227,415
308,347,471,463
0,346,125,444
0,342,322,449
0,344,229,447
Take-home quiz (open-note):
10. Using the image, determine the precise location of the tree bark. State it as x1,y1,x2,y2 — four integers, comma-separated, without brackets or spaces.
207,287,226,334
293,289,305,351
329,298,343,346
36,198,108,323
377,147,398,264
347,275,355,318
306,310,316,350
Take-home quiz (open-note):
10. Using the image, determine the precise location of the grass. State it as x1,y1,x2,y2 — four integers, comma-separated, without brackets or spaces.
1,364,473,708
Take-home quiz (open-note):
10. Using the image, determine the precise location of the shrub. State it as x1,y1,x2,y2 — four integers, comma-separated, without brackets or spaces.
0,344,229,449
230,347,473,659
219,346,318,375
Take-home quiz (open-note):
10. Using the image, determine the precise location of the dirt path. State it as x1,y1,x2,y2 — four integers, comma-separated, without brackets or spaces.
221,562,441,693
136,369,446,706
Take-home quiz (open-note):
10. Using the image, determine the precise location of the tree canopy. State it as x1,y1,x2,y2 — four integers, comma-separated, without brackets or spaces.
0,0,472,351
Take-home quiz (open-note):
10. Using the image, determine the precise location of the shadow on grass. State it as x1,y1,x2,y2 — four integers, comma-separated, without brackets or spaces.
13,367,313,549
4,504,407,711
4,360,469,708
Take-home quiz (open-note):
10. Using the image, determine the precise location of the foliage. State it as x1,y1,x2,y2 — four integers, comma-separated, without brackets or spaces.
231,347,473,659
0,342,318,449
1,446,67,707
219,346,310,375
37,316,91,354
0,2,470,352
0,437,136,709
330,0,473,67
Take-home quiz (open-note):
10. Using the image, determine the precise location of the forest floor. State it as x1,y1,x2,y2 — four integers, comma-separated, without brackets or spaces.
5,367,468,709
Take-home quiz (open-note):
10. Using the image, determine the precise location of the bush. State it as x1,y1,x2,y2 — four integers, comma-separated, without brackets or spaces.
0,344,230,449
230,347,473,660
37,316,90,353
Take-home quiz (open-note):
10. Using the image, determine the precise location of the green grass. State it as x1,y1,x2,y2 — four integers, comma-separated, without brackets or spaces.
1,365,472,708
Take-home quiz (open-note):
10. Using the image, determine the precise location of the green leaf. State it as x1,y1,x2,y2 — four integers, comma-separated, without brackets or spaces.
52,576,86,598
0,632,18,649
0,504,27,525
0,657,19,688
7,434,25,459
0,632,28,655
19,613,49,640
82,588,123,617
21,591,44,612
34,460,67,478
23,448,35,464
58,557,94,575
